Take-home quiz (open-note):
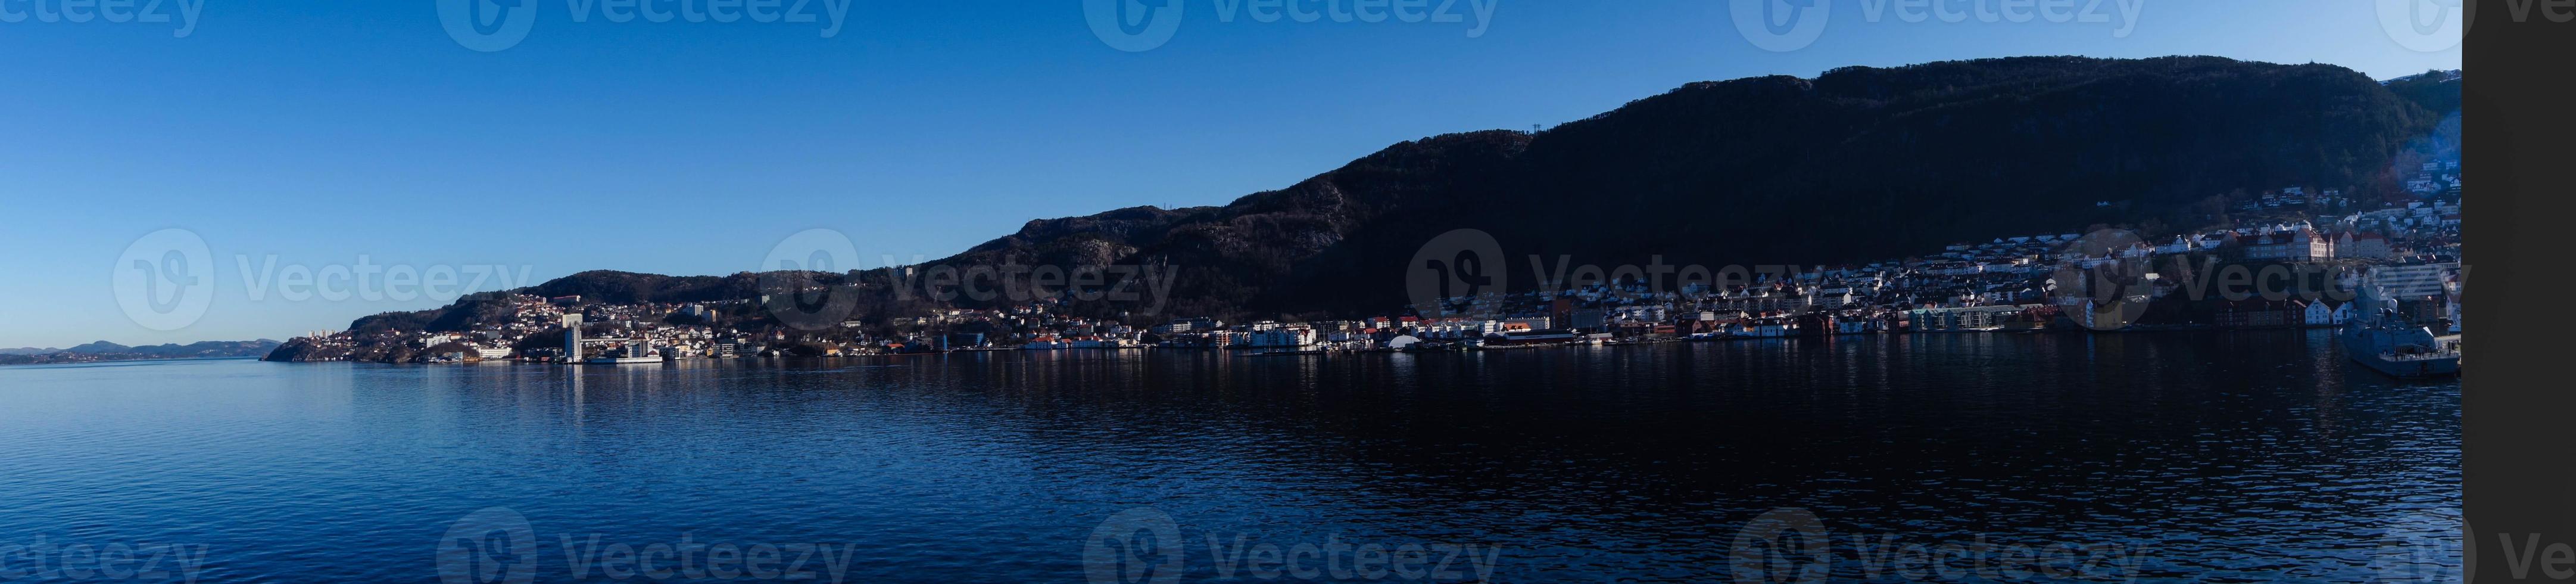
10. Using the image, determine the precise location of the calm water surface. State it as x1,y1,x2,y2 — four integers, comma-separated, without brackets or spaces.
0,331,2459,582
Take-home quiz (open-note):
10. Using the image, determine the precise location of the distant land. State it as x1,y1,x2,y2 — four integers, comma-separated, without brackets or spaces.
283,56,2460,357
0,340,283,366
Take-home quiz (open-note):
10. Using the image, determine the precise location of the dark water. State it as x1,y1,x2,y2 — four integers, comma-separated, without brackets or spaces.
0,331,2459,582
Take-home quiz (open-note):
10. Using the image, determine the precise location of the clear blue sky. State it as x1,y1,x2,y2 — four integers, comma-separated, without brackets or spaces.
0,1,2458,349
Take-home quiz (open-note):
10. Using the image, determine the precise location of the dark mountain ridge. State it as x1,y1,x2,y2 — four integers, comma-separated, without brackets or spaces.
925,56,2450,319
325,56,2454,334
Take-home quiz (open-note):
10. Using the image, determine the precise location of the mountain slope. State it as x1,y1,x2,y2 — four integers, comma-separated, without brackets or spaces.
314,56,2450,336
924,55,2445,318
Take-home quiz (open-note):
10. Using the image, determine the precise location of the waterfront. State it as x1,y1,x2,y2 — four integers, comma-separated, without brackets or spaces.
0,330,2458,582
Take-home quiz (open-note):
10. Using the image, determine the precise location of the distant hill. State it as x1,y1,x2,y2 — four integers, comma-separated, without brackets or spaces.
1,339,282,365
65,340,133,353
311,56,2456,336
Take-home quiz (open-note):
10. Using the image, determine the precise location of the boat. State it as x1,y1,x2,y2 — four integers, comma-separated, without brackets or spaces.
581,344,666,365
2338,285,2462,378
1483,329,1581,347
2340,321,2461,378
1402,341,1468,353
584,355,664,365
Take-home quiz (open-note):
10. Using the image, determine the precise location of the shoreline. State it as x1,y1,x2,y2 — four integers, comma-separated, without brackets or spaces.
0,355,265,368
279,327,2371,367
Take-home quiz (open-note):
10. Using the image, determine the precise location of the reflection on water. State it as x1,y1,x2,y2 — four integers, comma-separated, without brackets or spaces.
0,330,2458,582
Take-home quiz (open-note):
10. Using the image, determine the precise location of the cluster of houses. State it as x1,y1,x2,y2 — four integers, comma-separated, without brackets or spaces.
1383,186,2464,344
2405,160,2463,197
300,172,2465,360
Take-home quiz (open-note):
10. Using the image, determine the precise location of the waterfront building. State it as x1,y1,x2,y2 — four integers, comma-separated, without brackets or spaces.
1908,305,2033,332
